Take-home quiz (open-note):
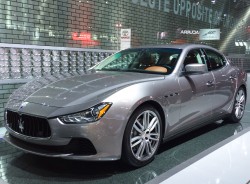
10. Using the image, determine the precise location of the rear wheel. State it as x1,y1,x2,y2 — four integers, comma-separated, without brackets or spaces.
226,87,246,123
122,105,162,167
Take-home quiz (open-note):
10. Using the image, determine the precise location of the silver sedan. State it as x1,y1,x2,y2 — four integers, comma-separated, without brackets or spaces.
4,44,247,167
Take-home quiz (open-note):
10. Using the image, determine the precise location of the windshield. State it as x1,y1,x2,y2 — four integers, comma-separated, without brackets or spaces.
94,48,182,74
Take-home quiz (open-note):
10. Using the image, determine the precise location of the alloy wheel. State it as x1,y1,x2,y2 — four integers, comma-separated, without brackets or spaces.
130,110,161,161
234,88,246,119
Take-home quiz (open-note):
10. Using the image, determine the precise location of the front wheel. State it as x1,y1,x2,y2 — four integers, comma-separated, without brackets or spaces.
122,105,162,167
226,87,246,123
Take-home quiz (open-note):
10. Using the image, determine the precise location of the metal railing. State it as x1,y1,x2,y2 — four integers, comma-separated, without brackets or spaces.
0,43,115,81
228,57,250,71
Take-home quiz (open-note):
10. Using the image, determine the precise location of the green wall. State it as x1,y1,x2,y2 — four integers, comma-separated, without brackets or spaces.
0,0,249,53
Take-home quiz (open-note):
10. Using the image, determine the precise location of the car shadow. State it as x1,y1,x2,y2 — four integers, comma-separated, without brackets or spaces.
7,154,133,180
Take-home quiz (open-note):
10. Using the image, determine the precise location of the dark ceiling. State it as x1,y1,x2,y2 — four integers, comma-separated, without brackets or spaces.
234,0,250,9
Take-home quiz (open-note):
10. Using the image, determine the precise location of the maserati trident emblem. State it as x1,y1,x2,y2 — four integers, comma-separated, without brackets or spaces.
18,116,24,133
19,102,29,110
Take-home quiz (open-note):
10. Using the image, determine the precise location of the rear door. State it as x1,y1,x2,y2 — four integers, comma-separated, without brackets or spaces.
203,49,237,116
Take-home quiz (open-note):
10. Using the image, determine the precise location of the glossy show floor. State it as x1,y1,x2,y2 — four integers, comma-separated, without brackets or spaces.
0,84,250,184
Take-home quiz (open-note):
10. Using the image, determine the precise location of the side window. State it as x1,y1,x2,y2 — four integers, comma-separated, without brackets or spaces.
184,49,206,66
204,49,226,71
103,52,137,69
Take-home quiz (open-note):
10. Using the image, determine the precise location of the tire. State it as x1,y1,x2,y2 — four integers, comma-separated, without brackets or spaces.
122,105,162,167
226,87,246,123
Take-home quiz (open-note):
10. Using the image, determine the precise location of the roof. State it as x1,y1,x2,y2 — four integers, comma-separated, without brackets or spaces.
126,44,224,56
133,44,217,50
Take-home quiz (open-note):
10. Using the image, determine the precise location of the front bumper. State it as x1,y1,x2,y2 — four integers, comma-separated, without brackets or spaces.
4,115,126,161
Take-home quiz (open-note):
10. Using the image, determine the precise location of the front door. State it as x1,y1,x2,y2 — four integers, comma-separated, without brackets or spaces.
175,49,215,132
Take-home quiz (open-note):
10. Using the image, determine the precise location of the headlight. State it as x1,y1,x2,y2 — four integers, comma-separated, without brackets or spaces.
58,103,112,124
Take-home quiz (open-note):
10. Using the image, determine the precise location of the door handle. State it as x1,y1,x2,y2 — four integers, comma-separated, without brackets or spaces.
229,75,237,80
206,80,214,87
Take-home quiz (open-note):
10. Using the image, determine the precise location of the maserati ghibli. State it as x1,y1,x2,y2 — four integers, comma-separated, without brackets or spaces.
4,44,247,167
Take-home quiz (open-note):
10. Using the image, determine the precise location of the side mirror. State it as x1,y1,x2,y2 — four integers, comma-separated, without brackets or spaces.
184,63,208,74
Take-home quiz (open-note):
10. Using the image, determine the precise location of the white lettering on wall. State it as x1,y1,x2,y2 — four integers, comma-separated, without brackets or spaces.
131,0,236,28
180,30,199,34
163,0,170,13
140,0,147,7
149,0,156,9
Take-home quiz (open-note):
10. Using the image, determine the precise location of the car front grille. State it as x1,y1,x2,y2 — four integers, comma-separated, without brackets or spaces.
6,110,51,138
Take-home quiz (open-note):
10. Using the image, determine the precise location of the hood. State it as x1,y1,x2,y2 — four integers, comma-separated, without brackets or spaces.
8,71,164,108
